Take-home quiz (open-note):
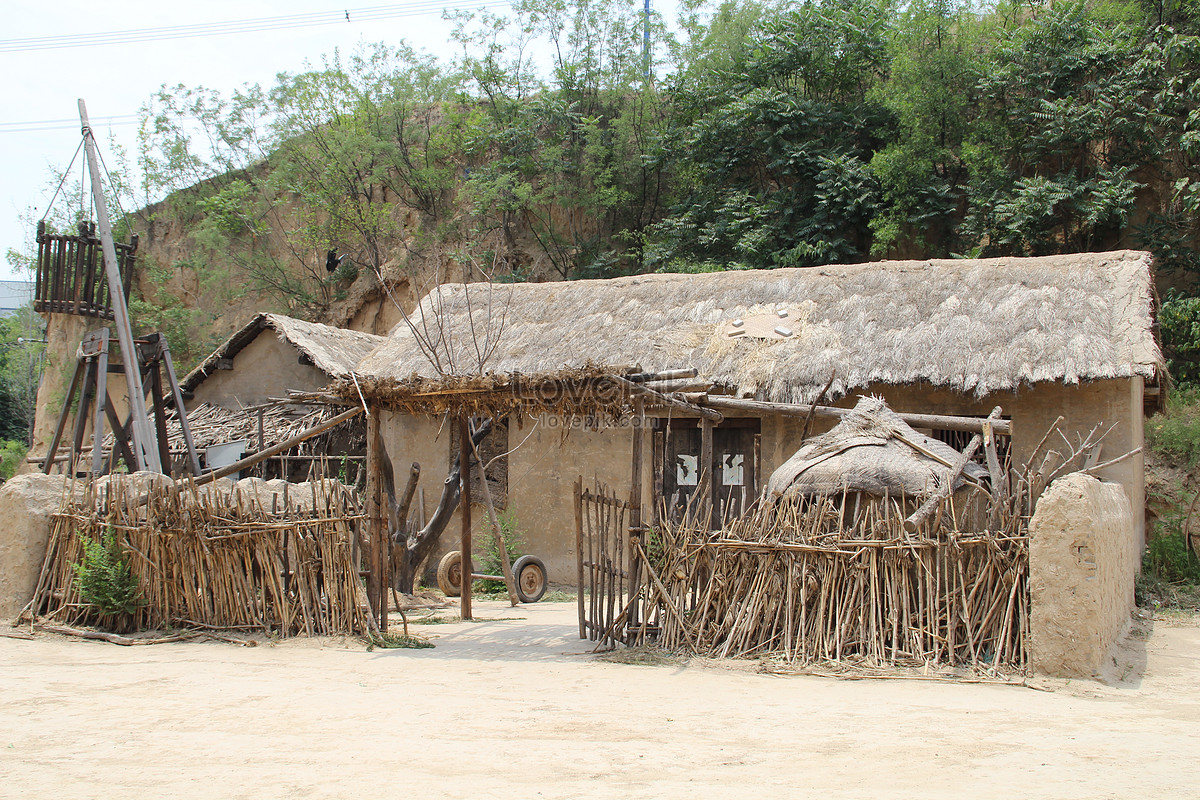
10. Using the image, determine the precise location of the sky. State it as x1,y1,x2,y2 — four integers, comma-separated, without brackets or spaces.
0,0,679,283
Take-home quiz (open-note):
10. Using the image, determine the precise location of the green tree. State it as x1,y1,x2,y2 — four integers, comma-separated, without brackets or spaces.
648,0,894,270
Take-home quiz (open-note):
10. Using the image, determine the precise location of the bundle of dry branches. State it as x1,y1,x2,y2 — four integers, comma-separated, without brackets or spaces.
27,477,373,637
640,488,1028,670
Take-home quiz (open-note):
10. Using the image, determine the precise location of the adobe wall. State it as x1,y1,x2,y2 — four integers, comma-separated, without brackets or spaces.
376,377,1145,588
1027,472,1136,677
0,474,74,619
191,333,331,410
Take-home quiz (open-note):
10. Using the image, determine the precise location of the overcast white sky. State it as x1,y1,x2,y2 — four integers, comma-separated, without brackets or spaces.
0,1,681,283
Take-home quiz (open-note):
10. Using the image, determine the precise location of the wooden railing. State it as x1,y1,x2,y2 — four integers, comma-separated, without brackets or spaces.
34,220,135,319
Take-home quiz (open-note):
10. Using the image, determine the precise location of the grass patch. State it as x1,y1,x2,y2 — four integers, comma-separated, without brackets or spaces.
366,631,434,650
595,644,687,667
1146,389,1200,467
1136,573,1200,611
469,586,577,602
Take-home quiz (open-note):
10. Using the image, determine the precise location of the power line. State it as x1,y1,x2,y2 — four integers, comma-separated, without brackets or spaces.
0,115,141,135
0,1,512,53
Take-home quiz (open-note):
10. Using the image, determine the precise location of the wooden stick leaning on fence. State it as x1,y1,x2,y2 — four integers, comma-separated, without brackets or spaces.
904,407,1002,533
470,433,520,606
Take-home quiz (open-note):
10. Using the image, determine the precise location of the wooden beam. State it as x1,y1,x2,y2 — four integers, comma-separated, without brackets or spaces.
615,377,722,422
575,476,585,639
696,395,1012,435
186,406,364,488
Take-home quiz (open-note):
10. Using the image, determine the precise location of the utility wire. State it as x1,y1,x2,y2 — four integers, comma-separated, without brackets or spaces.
0,115,140,135
0,1,511,53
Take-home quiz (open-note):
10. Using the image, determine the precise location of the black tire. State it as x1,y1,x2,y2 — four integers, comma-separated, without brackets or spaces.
437,550,463,597
512,554,548,603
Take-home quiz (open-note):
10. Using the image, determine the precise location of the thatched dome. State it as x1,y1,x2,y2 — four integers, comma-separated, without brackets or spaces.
764,396,988,500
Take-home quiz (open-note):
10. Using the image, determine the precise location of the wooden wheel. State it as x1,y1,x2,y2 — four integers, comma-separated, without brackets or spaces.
437,550,463,597
512,555,547,603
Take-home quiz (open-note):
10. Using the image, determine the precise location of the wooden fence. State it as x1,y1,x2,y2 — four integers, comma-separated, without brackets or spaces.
27,477,375,636
575,478,633,649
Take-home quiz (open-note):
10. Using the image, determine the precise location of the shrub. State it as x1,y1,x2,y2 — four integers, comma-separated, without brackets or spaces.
0,439,26,480
473,508,525,593
73,528,145,625
1158,291,1200,390
1146,389,1200,467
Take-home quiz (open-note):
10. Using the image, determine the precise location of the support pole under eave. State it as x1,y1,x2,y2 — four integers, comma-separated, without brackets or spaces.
459,416,473,621
79,99,160,472
366,411,387,632
628,398,645,632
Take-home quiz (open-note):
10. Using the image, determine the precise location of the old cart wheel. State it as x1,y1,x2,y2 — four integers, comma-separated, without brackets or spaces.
512,555,547,603
437,550,464,597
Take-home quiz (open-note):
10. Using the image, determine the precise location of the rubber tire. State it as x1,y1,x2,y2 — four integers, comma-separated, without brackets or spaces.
437,550,464,597
512,554,548,603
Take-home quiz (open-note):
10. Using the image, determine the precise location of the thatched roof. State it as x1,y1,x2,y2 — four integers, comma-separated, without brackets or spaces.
351,251,1160,406
765,396,988,500
182,313,384,394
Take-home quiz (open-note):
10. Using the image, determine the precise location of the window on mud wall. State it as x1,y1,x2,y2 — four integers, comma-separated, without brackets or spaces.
923,424,1011,475
449,417,510,508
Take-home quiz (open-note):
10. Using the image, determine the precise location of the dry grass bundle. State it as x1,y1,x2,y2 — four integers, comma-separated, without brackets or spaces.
27,476,374,637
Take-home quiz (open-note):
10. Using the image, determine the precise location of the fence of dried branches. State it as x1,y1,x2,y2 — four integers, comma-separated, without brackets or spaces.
27,477,374,636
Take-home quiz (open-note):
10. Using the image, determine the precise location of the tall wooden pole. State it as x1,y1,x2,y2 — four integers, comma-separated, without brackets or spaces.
628,398,645,629
79,99,160,472
700,417,714,529
459,416,473,621
365,412,385,631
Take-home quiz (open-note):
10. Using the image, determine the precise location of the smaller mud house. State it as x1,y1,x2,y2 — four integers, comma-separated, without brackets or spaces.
347,251,1161,583
175,313,384,478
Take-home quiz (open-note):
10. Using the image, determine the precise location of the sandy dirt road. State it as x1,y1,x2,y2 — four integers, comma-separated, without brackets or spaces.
1,601,1197,799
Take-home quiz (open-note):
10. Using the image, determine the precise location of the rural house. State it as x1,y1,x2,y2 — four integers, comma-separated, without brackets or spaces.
346,251,1160,585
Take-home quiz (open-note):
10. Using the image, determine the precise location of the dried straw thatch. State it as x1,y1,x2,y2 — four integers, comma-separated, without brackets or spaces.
352,251,1160,406
765,396,988,500
181,313,385,394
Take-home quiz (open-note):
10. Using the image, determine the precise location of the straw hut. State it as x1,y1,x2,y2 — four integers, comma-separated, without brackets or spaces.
181,313,384,409
764,396,988,501
176,313,384,479
347,251,1161,583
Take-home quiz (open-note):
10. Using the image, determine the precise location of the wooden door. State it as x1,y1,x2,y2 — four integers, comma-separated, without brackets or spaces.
657,418,760,525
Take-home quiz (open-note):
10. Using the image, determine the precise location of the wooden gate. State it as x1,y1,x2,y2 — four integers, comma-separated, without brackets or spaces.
574,478,632,649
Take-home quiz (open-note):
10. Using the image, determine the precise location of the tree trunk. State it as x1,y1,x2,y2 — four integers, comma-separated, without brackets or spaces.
384,418,493,594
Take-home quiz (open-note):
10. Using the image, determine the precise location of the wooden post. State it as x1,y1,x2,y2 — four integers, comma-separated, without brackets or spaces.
575,476,585,639
459,416,473,621
90,331,109,475
365,411,386,632
700,417,714,528
651,428,664,530
80,99,160,473
627,398,646,631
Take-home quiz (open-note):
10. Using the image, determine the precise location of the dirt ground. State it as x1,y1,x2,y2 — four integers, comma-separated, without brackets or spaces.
1,601,1198,800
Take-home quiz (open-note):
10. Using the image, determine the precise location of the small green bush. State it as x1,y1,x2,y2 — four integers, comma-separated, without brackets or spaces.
473,508,525,594
1146,390,1200,467
0,439,27,480
1158,291,1200,390
1142,530,1200,586
73,528,145,622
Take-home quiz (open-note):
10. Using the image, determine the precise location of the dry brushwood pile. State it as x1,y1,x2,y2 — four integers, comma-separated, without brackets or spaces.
612,399,1132,672
27,476,374,636
639,488,1028,670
